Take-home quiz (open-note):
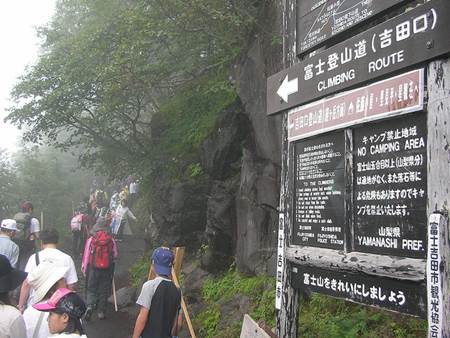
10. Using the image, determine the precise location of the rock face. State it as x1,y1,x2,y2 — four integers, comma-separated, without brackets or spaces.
148,2,283,275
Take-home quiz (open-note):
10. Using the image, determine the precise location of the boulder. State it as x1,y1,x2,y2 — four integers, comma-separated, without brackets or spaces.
108,286,136,309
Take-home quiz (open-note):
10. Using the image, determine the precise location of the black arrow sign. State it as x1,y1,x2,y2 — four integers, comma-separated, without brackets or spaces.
267,0,450,116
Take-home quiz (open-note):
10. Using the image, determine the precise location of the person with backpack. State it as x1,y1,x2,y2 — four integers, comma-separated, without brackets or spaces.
18,229,78,312
70,212,84,258
81,216,117,320
132,247,182,338
14,202,40,269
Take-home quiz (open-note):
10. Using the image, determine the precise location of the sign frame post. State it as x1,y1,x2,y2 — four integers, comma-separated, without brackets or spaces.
273,1,450,337
426,58,450,338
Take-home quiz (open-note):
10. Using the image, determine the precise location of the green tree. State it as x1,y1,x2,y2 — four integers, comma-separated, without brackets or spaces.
7,0,256,178
0,149,19,220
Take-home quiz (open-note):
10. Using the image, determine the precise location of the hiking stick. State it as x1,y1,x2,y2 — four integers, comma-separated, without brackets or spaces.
171,270,196,338
112,275,118,312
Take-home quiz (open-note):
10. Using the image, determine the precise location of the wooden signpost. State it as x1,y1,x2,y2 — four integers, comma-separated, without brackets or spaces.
271,0,450,336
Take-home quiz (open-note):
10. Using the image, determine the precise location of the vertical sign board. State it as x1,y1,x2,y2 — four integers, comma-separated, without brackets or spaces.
275,213,285,310
353,113,427,258
267,0,450,116
297,0,413,56
427,213,444,337
292,133,345,248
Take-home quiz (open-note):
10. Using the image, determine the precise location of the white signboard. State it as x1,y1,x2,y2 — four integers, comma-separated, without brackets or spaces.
275,213,285,310
427,213,443,338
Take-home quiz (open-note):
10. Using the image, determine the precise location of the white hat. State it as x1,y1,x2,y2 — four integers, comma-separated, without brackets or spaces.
27,261,69,304
0,219,18,231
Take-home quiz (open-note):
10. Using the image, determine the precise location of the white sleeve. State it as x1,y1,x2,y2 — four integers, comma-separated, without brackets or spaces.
11,244,19,268
30,218,40,233
136,281,155,310
65,257,79,284
24,255,36,273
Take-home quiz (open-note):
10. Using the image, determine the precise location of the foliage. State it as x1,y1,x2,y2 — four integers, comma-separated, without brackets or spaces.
129,255,151,289
0,149,19,220
195,267,275,338
0,145,93,238
195,268,427,338
10,146,93,235
7,0,256,180
298,294,427,338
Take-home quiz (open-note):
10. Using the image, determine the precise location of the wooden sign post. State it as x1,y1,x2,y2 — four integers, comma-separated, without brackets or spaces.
272,1,450,337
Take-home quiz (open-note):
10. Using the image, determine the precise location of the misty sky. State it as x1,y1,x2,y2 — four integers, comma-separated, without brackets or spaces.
0,0,55,153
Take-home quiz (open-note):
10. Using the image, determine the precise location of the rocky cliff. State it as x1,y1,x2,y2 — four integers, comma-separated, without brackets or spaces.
148,1,283,275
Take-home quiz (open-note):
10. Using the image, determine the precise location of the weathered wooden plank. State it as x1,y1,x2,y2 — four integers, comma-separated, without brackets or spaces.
276,0,299,337
426,58,450,338
285,246,425,281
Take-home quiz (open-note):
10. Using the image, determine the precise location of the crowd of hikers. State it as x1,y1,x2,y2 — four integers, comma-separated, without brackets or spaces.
0,176,184,338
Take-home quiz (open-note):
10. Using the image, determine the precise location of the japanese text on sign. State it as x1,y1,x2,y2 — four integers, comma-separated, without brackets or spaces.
288,69,423,141
354,114,427,258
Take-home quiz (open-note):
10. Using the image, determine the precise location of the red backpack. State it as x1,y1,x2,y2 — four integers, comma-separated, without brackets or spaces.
89,231,114,269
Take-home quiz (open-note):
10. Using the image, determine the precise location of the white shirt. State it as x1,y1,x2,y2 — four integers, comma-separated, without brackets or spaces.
0,233,19,268
25,248,78,305
129,182,138,194
30,218,40,234
0,304,26,338
23,306,49,338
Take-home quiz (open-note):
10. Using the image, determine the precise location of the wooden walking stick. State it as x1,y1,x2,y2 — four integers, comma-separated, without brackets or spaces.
171,270,196,338
112,276,118,312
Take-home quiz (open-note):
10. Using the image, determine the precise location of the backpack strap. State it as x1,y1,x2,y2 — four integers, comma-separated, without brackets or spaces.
35,250,40,266
32,312,45,338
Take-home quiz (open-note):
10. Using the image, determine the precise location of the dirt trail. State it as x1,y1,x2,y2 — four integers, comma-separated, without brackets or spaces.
68,235,146,338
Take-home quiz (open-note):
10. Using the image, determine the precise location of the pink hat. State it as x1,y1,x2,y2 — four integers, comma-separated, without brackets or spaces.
33,287,72,311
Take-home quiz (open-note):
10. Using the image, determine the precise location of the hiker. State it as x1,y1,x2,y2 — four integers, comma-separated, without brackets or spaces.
0,254,28,338
70,212,84,257
132,247,182,338
119,185,129,203
112,199,136,241
33,288,88,338
82,217,117,320
0,219,20,268
14,201,40,269
18,228,78,311
94,188,108,213
109,191,120,211
23,261,68,338
77,197,90,215
129,178,139,207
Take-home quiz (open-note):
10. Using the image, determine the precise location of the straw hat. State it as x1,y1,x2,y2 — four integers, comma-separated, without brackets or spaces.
27,261,69,304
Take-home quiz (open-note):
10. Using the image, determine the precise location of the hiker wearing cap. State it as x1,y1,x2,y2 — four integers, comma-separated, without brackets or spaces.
18,228,78,312
132,247,182,338
23,261,69,338
82,216,118,320
0,219,20,268
0,254,28,338
14,201,40,270
33,288,88,338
